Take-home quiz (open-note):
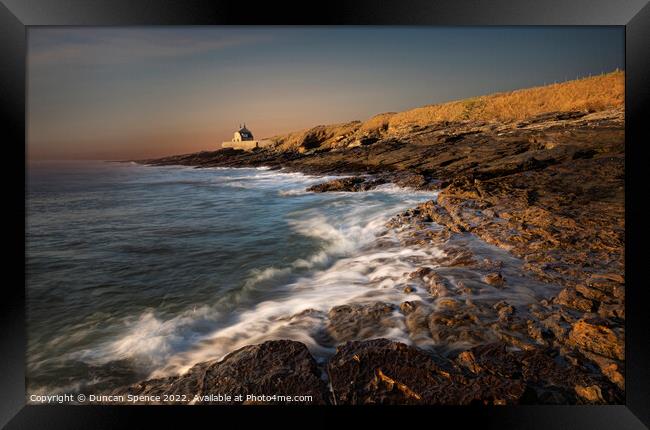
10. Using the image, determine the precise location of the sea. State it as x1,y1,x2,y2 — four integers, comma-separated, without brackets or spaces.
26,160,552,394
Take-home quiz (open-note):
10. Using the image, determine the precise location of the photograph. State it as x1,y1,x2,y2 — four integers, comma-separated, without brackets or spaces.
26,26,626,406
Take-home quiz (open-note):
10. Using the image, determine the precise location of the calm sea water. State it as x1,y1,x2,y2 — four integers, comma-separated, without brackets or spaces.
26,161,441,393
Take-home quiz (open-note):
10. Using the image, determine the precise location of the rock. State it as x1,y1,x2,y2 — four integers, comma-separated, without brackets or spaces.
111,337,624,406
479,258,505,270
574,384,604,403
494,301,515,322
402,303,432,339
581,274,625,303
427,273,452,297
597,302,625,320
484,272,505,288
460,342,623,404
394,173,428,189
419,200,468,233
556,287,595,312
328,339,525,405
436,298,461,310
306,176,386,192
575,284,611,303
538,313,569,340
408,267,434,280
445,246,477,266
399,301,421,315
526,319,553,346
567,318,624,361
456,350,482,374
403,285,416,293
407,268,452,297
111,340,329,404
428,305,487,345
326,302,397,342
579,350,625,390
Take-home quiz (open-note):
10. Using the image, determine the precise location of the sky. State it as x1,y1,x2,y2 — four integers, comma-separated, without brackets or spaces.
27,27,624,160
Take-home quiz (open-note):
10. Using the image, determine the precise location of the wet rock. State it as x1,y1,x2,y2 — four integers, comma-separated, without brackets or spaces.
403,304,432,340
306,176,386,192
459,342,623,404
408,267,434,280
328,339,445,405
403,285,416,293
111,340,329,404
483,272,505,288
399,301,421,315
574,384,604,403
494,330,538,351
579,350,625,390
444,246,477,266
408,267,452,298
526,319,553,346
538,313,570,340
393,173,428,189
456,350,483,374
326,302,397,342
597,302,625,320
416,201,465,232
427,273,453,297
586,273,624,296
494,301,515,322
428,304,488,345
556,287,594,312
479,258,505,271
567,318,624,361
436,297,462,311
575,284,612,303
328,339,524,405
427,273,451,297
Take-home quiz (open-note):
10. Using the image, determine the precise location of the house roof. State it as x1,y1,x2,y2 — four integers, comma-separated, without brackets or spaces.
237,125,253,138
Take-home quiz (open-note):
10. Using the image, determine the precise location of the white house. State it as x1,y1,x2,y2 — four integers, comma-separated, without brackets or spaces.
222,124,272,150
232,124,254,142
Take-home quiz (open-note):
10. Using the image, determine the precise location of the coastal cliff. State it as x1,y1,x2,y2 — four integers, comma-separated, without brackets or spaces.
125,71,625,404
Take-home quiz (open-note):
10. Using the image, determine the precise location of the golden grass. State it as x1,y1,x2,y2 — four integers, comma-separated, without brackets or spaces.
270,70,624,151
388,70,624,127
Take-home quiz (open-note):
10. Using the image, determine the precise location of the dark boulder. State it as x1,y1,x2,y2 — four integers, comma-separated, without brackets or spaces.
112,340,329,404
306,176,386,192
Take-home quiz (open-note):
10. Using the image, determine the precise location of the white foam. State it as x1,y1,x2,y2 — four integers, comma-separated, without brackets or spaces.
76,306,220,370
143,207,446,378
78,168,447,379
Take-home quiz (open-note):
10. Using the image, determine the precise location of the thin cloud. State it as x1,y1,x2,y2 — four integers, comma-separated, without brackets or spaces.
29,29,273,66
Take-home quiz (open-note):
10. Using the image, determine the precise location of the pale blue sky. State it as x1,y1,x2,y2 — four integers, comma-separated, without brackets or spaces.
27,27,624,159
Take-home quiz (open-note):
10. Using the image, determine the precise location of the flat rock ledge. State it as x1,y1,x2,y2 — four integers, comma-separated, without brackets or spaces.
111,338,622,405
305,172,431,193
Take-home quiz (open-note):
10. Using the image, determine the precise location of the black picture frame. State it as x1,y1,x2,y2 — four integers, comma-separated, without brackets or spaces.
2,0,649,428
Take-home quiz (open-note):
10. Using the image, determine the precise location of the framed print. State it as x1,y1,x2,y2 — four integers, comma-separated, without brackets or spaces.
2,0,649,428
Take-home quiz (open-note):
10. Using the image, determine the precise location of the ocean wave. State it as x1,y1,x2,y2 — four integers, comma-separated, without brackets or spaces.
77,306,220,370
133,203,446,378
106,176,438,374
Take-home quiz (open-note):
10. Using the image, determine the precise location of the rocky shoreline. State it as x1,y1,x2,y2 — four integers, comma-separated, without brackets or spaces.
121,92,625,404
